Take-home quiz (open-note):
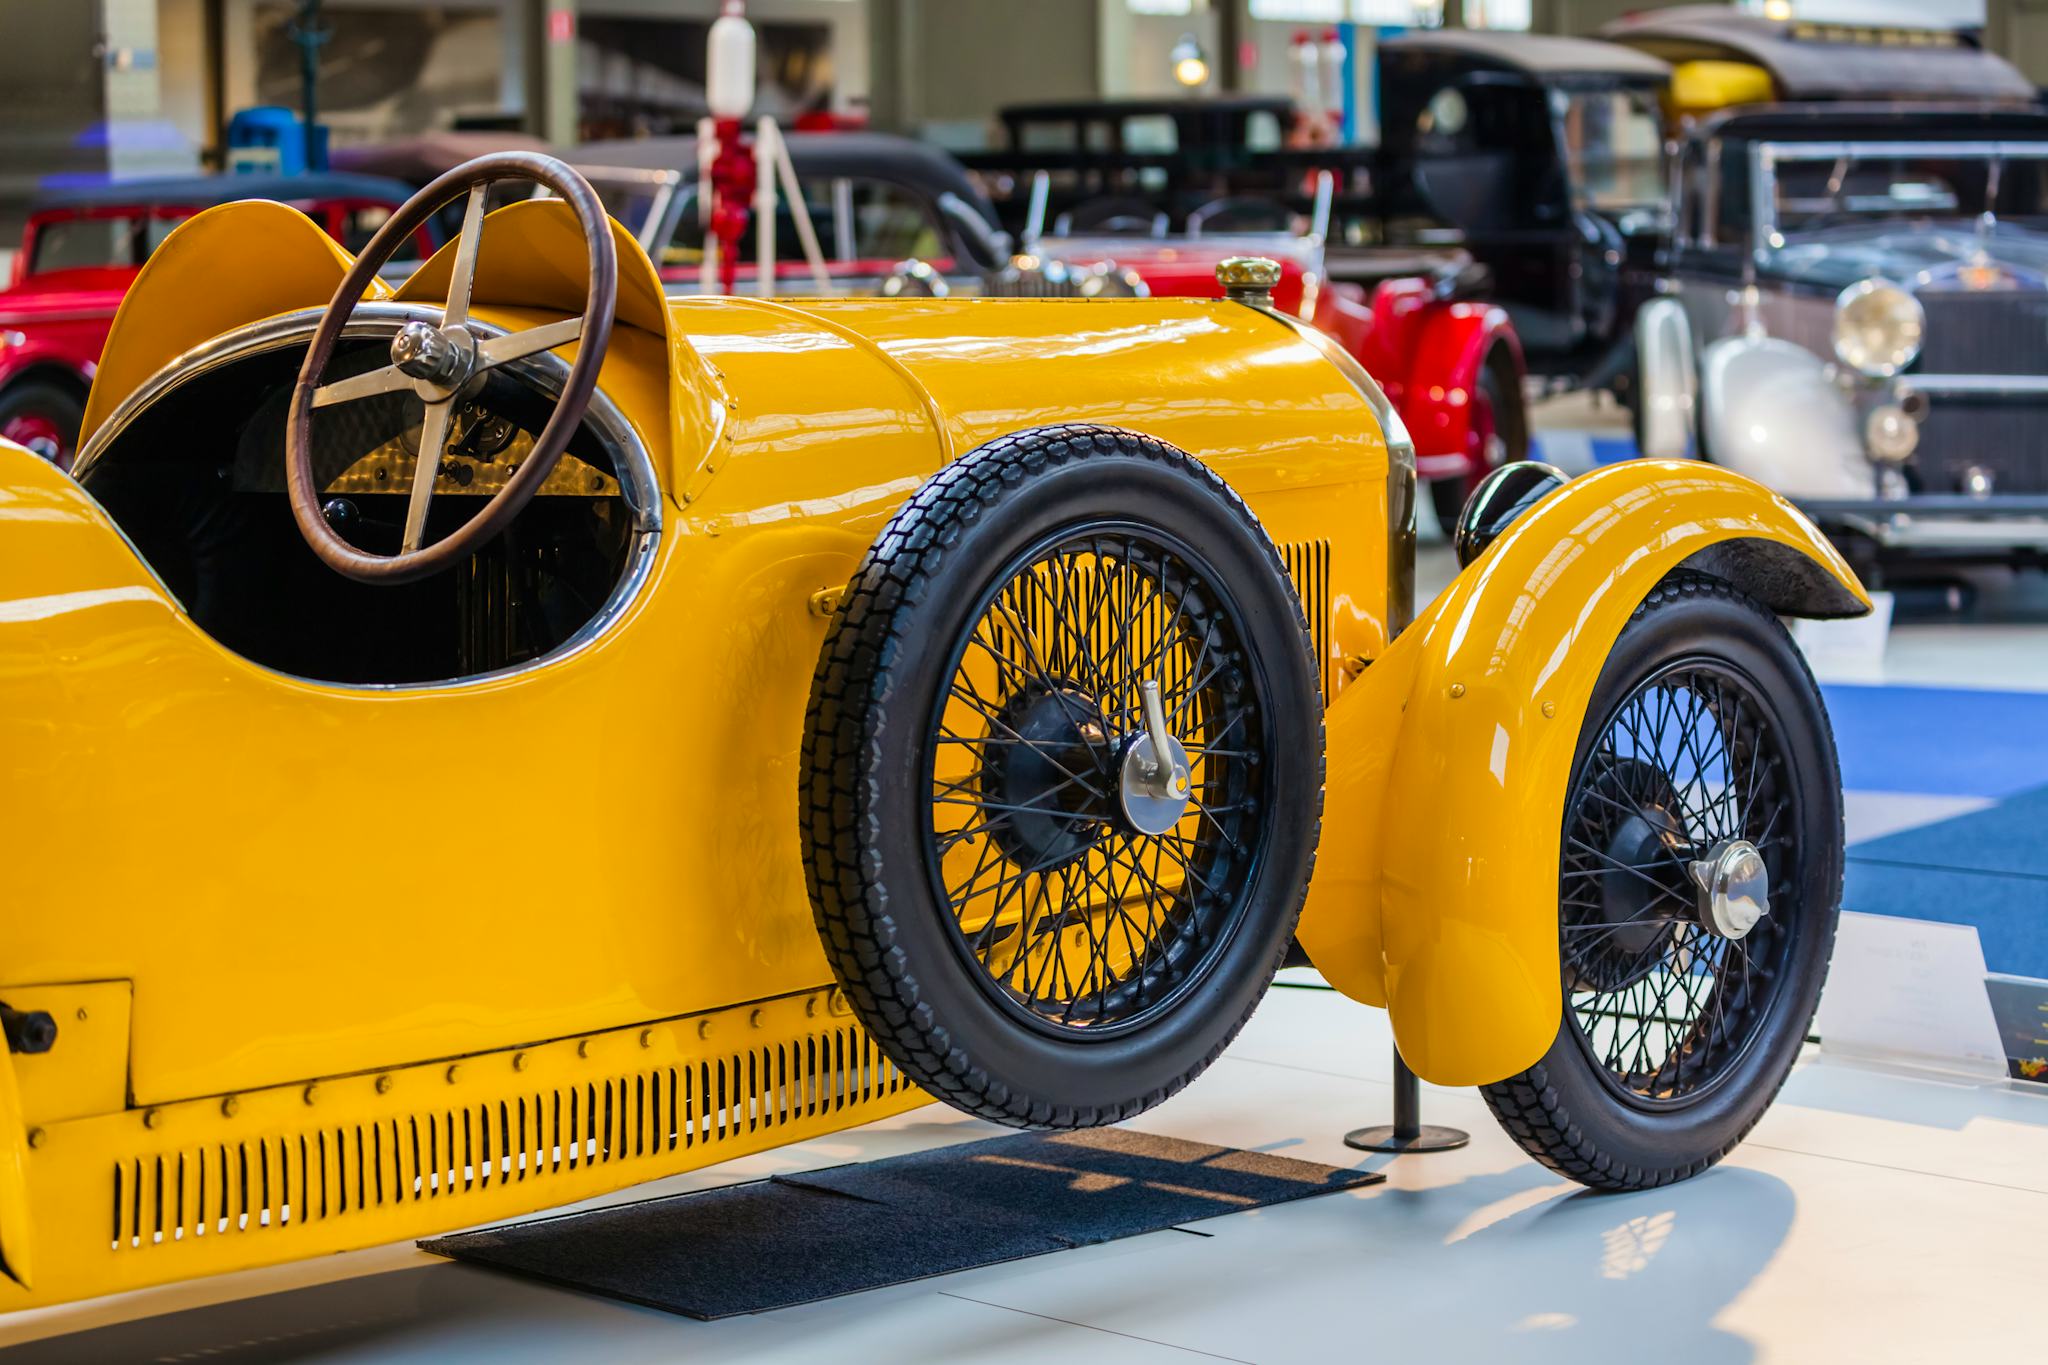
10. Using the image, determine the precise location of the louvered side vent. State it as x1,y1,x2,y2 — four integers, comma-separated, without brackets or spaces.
109,1025,910,1253
1279,539,1333,703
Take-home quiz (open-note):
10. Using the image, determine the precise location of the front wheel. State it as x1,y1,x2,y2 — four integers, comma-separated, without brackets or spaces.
1482,573,1842,1190
801,425,1325,1128
0,379,85,470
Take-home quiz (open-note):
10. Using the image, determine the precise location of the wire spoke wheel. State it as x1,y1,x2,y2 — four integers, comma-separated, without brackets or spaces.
1480,573,1843,1190
925,526,1266,1037
1561,659,1798,1108
802,426,1322,1128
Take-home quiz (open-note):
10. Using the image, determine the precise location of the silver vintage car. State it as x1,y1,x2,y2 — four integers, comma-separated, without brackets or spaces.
1615,13,2048,575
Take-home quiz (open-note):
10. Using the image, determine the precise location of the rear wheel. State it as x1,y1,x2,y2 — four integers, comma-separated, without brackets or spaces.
1481,573,1842,1190
801,425,1324,1128
1428,351,1526,534
0,379,84,470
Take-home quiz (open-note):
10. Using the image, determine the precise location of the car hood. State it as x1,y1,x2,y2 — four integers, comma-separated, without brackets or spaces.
0,267,133,320
1768,221,2048,294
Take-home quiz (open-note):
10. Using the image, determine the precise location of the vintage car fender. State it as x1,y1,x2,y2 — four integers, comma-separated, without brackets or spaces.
1634,295,1697,460
1399,299,1521,475
1699,333,1874,499
1297,459,1869,1086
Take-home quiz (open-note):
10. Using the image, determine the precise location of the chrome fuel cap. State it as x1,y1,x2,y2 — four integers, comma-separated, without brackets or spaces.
1691,839,1770,940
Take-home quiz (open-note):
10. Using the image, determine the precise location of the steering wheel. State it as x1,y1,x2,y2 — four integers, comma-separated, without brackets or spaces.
286,152,618,585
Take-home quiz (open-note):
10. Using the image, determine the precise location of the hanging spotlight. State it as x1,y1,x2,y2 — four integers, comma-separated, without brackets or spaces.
1171,34,1211,90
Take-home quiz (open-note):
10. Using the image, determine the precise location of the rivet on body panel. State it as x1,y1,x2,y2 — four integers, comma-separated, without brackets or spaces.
749,1009,764,1029
697,1019,715,1040
26,1127,46,1150
143,1109,163,1129
828,988,852,1017
1542,700,1556,718
220,1096,240,1118
576,1039,592,1059
1449,683,1466,699
513,1051,530,1072
640,1029,656,1049
446,1064,462,1084
375,1074,394,1095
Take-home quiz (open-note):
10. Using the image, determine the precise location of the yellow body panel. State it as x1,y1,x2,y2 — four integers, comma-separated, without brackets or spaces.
0,198,1863,1307
1298,461,1868,1085
0,201,1396,1308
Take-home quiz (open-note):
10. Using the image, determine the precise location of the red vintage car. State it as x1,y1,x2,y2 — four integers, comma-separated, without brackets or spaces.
970,98,1528,528
0,171,427,467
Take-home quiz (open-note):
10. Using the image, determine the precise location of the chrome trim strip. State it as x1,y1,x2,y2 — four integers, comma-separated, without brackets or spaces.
1247,302,1418,637
74,303,660,529
1909,374,2048,396
64,302,664,694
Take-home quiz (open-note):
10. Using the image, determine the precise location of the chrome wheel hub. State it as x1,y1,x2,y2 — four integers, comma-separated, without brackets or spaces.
1118,679,1193,836
1691,838,1769,940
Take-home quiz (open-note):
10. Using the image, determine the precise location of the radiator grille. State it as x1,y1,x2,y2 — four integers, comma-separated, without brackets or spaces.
1279,539,1334,703
1914,396,2048,494
1917,291,2048,377
109,1024,910,1254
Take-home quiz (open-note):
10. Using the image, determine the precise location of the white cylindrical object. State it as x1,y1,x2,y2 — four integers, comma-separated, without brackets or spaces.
707,8,756,120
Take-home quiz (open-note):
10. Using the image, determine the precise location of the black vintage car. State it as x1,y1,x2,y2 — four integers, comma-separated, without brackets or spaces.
574,131,1012,294
341,131,1013,297
1374,31,1673,395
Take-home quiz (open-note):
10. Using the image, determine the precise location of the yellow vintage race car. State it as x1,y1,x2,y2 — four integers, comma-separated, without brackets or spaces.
0,154,1869,1310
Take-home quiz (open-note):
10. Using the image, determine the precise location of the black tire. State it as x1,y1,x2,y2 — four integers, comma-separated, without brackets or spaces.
800,424,1324,1128
1481,572,1842,1190
0,378,85,470
1428,350,1526,534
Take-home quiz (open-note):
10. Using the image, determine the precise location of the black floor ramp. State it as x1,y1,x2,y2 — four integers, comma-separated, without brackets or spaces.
421,1127,1384,1318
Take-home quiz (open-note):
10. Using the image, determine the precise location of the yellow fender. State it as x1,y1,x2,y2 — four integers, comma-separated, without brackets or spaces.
1300,460,1869,1086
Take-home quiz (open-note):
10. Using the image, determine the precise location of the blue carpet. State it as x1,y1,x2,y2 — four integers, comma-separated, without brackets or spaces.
1822,684,2048,799
1847,784,2048,979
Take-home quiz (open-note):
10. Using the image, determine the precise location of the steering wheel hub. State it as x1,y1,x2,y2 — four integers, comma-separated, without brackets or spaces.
390,320,475,391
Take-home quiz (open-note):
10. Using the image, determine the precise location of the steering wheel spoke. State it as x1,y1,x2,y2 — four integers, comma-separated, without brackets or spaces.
312,365,415,409
285,151,619,584
401,398,458,554
476,316,584,368
442,183,489,330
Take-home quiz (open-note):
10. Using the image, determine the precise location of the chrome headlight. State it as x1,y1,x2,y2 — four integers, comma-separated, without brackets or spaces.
879,258,948,299
1833,279,1923,378
1074,261,1149,299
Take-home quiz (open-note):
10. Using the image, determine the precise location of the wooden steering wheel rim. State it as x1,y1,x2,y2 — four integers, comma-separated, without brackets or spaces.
285,151,620,585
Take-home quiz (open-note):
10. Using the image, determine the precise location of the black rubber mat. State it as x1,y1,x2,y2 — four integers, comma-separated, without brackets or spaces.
421,1127,1383,1318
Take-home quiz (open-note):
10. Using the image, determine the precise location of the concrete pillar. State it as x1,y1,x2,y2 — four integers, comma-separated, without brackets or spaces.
527,0,578,144
866,0,922,134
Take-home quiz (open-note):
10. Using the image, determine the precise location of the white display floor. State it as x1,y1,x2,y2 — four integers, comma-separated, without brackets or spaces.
3,981,2043,1363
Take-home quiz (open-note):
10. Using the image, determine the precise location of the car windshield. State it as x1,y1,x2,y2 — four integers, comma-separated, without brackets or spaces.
1768,146,2048,235
1557,87,1666,212
27,210,183,274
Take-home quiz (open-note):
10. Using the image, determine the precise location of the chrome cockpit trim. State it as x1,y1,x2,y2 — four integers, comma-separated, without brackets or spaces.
73,303,662,533
65,303,663,694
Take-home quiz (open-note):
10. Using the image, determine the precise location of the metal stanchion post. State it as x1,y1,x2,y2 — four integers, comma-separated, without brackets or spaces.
1344,1048,1469,1153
